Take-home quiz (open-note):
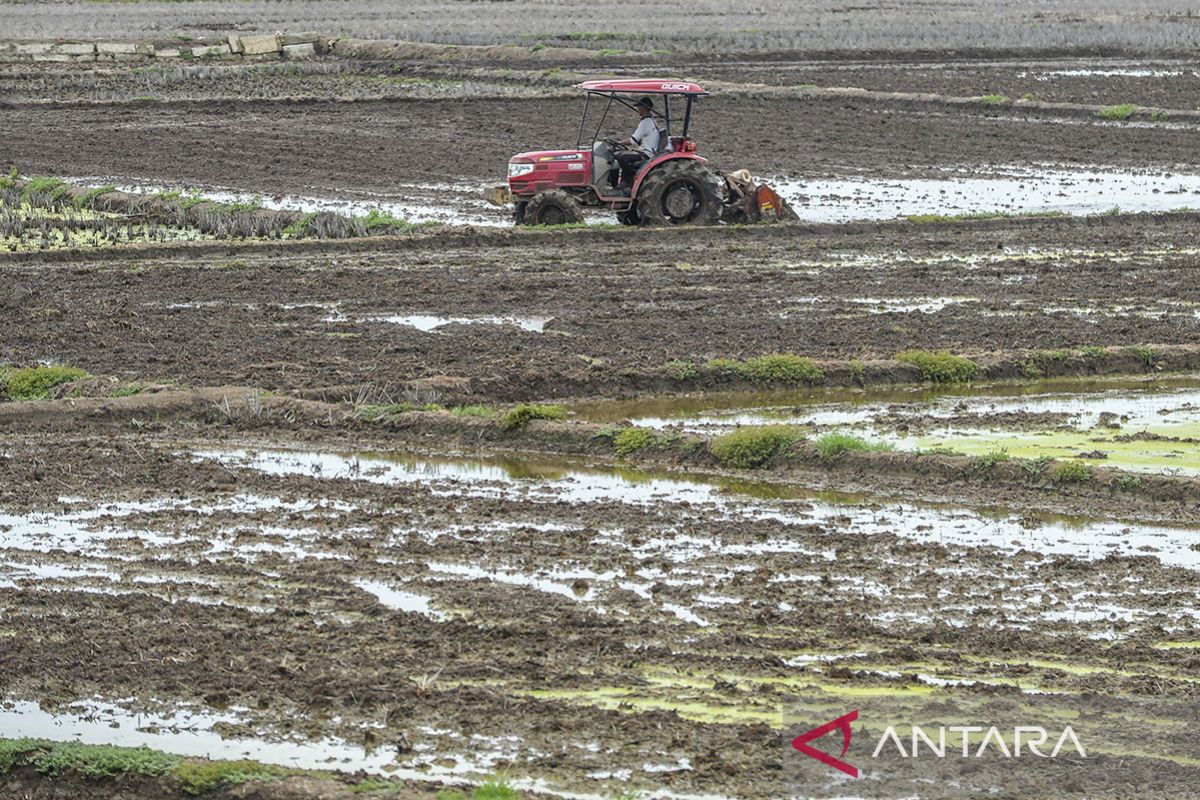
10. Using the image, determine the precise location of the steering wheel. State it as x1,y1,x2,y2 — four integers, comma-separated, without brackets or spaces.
603,137,628,152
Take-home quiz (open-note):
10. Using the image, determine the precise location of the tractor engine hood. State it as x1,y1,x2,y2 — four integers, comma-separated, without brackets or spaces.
508,149,591,193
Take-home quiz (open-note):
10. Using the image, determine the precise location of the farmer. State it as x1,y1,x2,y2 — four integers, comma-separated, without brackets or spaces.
615,97,660,191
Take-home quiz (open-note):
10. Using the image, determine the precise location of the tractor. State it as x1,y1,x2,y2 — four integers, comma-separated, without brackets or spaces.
484,79,796,227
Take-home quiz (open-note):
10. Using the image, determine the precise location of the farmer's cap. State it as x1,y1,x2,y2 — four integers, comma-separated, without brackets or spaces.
637,97,654,112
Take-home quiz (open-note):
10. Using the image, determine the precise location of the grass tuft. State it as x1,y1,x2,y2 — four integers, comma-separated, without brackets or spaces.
814,432,894,463
500,403,567,431
1,365,90,400
1051,461,1093,483
613,427,654,456
970,448,1010,471
176,759,305,795
736,354,824,386
74,185,117,209
450,404,496,418
0,739,180,780
1097,103,1138,121
979,94,1010,105
710,425,804,469
896,349,978,383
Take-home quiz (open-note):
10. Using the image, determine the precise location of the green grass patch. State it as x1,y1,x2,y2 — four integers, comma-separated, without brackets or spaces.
111,382,144,398
357,402,442,421
362,208,408,231
737,354,824,386
1078,345,1110,360
74,184,116,209
709,425,804,469
437,778,521,800
0,739,180,780
450,404,496,418
896,350,978,383
0,166,19,190
175,759,308,795
665,359,700,380
969,448,1010,471
1,365,90,400
155,190,182,202
1097,103,1138,121
283,211,317,237
814,432,894,463
23,175,65,198
500,403,567,431
613,427,653,456
1051,461,1092,483
979,94,1010,105
1019,455,1054,479
1124,345,1160,369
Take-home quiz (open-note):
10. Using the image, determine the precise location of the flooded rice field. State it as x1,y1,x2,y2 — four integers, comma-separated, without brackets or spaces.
576,376,1200,476
2,429,1199,797
6,37,1200,800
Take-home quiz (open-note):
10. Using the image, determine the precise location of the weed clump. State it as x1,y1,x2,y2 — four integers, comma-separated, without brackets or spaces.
1051,461,1092,483
738,354,824,386
665,359,699,381
1097,103,1138,121
814,432,894,462
0,739,180,779
613,427,653,456
1124,345,1160,369
710,425,804,469
896,349,978,384
176,759,304,795
970,448,1010,471
74,185,116,209
501,403,567,431
979,94,1010,105
357,402,442,421
450,405,495,418
1,365,90,400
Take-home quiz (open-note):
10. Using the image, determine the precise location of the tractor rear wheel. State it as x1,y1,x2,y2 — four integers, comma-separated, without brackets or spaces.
636,161,723,226
521,190,585,226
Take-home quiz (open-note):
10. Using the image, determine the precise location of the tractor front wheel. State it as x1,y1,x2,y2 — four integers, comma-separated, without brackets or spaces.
636,161,723,226
520,190,585,226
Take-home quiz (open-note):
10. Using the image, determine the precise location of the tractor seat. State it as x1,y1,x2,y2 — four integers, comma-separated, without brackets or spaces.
655,127,671,154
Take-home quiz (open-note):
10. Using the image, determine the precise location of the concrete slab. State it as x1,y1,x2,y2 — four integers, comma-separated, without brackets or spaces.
240,34,281,55
56,42,96,56
97,42,138,55
280,32,320,45
282,42,316,59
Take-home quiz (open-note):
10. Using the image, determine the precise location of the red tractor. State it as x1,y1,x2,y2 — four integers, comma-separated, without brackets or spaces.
485,79,795,227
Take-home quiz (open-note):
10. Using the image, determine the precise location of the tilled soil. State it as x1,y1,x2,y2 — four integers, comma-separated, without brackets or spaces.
5,49,1200,800
2,431,1198,799
6,89,1200,196
3,217,1200,399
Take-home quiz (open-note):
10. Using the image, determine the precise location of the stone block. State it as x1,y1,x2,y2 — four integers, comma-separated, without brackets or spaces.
281,32,319,46
97,42,138,55
282,42,315,59
56,42,96,56
239,34,280,55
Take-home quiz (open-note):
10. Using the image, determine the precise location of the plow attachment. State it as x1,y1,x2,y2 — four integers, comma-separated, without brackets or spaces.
721,169,800,223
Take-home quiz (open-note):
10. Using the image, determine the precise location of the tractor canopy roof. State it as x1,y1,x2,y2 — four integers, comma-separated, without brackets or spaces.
576,79,708,96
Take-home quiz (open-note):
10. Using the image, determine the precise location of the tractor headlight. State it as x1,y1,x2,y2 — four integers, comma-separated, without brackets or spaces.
508,162,535,178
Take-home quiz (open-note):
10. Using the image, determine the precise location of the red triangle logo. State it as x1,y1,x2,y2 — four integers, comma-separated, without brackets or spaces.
791,709,859,778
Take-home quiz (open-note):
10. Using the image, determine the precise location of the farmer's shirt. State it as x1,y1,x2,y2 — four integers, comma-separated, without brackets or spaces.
632,118,660,157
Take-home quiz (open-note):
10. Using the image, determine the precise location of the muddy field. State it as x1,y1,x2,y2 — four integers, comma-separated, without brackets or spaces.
3,21,1200,800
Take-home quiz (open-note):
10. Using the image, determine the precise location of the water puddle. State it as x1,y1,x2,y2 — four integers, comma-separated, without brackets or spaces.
361,314,554,333
0,698,725,800
191,446,1200,569
776,165,1200,223
574,376,1200,476
70,176,509,228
